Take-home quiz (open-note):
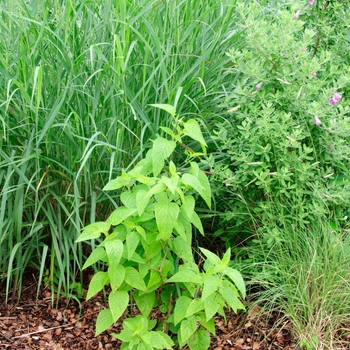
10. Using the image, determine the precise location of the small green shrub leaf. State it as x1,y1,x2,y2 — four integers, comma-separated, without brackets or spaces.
107,207,137,226
155,202,179,240
179,316,197,346
109,291,129,323
141,331,174,349
199,248,221,265
204,293,220,322
201,275,219,301
95,308,114,336
134,291,156,316
136,189,151,216
124,266,147,291
103,177,125,191
185,299,204,318
174,296,192,325
181,174,203,192
201,317,216,335
108,264,125,291
183,119,207,146
105,239,124,266
167,268,202,283
219,287,239,313
76,222,111,242
149,103,176,117
190,211,204,236
223,267,246,299
82,247,107,269
126,231,140,260
152,137,176,176
188,328,210,350
87,271,109,300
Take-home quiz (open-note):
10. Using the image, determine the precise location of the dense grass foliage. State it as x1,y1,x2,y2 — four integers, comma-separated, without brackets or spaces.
0,0,239,299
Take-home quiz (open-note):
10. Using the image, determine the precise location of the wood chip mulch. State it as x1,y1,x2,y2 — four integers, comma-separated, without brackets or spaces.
0,271,297,350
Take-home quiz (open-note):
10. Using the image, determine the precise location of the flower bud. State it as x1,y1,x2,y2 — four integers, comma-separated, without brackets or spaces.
314,116,322,126
256,82,263,89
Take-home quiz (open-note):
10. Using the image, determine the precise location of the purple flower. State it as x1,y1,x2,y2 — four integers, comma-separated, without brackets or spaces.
312,72,317,77
333,93,342,102
314,116,322,126
329,96,337,105
294,10,301,19
308,0,315,6
256,82,263,89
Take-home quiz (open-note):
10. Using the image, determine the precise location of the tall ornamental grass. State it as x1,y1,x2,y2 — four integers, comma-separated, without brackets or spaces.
0,0,240,300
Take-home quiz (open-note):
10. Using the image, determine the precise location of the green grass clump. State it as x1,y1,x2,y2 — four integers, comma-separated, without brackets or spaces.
0,0,240,300
239,223,350,349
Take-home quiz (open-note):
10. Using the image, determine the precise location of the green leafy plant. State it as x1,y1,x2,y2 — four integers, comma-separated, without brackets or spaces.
76,105,245,349
210,0,350,242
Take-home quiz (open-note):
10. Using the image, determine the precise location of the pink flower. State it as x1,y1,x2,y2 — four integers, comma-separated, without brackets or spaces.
329,96,337,105
294,10,301,19
314,116,322,126
308,0,315,6
312,72,317,77
330,145,335,150
330,93,342,105
256,82,263,89
333,93,342,102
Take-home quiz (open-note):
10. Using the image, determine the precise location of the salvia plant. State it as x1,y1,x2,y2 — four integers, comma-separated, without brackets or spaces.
76,105,245,350
211,0,350,243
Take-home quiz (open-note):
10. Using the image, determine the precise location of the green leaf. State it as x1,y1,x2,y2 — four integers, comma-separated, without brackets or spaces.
115,329,133,342
185,299,204,318
204,293,220,321
171,236,193,262
183,119,207,146
167,268,202,284
134,291,156,316
76,222,111,242
155,202,179,240
82,247,107,269
152,137,176,177
201,317,216,335
107,207,137,226
182,195,195,220
199,248,221,265
181,174,203,192
124,266,147,291
126,231,140,260
108,264,125,291
188,328,210,350
195,167,211,208
95,308,114,336
105,239,124,266
121,191,137,208
137,343,153,350
201,275,219,301
219,286,239,313
87,271,109,300
141,331,174,349
179,316,197,346
149,103,176,117
136,189,151,216
190,211,204,236
174,296,192,325
147,270,162,291
223,267,246,299
103,177,125,191
109,291,129,323
221,248,231,267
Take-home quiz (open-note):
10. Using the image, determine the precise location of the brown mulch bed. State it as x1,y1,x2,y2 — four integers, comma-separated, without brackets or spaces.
0,271,297,350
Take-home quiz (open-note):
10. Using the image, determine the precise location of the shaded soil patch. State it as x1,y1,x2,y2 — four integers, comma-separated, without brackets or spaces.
0,271,296,349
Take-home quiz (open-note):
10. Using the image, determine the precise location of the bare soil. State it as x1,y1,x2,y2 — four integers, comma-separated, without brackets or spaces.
0,270,297,350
